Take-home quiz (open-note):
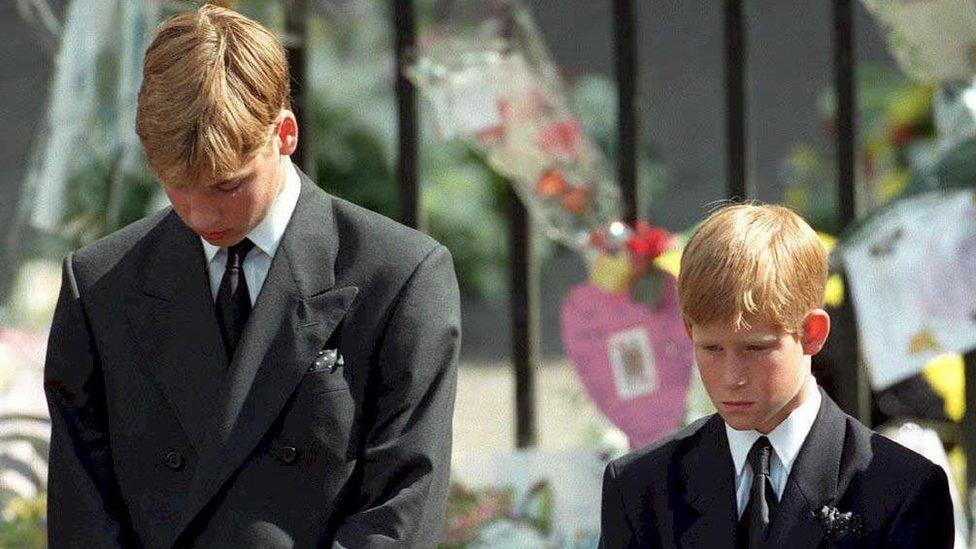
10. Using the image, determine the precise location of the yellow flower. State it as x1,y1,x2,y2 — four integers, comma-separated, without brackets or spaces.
885,85,934,127
923,354,964,422
589,252,632,294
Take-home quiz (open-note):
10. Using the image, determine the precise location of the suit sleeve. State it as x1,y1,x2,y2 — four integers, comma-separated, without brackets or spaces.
885,463,955,548
599,461,642,549
332,245,460,548
44,255,138,547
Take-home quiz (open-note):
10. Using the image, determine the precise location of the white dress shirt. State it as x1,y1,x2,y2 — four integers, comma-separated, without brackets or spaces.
201,158,302,305
724,379,822,518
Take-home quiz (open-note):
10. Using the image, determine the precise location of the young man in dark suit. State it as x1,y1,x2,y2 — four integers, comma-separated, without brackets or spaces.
43,5,460,547
599,204,954,548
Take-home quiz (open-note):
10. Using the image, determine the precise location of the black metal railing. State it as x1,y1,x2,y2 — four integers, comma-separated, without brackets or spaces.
385,0,976,501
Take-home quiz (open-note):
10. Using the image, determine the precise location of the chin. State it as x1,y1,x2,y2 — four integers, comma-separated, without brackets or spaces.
721,416,758,431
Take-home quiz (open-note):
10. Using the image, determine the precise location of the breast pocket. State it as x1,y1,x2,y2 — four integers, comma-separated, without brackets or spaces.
297,349,350,395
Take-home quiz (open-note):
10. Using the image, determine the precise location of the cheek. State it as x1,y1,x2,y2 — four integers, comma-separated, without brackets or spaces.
165,193,193,219
761,356,800,397
696,361,723,394
165,190,185,209
219,188,253,221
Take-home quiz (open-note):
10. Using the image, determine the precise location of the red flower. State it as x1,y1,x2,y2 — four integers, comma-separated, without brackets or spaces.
890,124,915,147
626,222,671,261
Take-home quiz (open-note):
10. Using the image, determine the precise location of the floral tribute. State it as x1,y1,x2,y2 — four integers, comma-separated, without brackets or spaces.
442,480,552,548
406,0,620,251
405,0,677,307
406,0,693,453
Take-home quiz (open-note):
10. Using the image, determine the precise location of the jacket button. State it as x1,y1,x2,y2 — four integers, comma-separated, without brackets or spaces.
163,451,184,471
279,445,298,464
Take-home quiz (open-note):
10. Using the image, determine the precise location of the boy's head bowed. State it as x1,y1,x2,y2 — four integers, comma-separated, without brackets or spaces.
678,202,829,335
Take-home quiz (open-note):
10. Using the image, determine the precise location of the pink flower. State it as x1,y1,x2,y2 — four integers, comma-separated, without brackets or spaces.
538,118,584,159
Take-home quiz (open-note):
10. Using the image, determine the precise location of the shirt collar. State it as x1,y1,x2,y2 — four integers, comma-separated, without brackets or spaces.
201,157,302,263
725,378,822,478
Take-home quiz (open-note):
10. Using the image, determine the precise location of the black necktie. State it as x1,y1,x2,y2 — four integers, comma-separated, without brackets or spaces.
216,238,255,359
737,436,778,548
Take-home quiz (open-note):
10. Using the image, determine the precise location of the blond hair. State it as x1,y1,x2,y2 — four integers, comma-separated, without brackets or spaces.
136,3,290,188
678,202,828,332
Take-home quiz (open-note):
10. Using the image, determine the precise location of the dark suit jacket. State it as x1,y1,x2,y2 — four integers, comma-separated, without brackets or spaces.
599,388,954,548
43,173,461,548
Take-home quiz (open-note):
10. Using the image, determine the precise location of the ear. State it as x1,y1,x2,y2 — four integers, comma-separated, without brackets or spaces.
800,309,830,356
275,109,299,157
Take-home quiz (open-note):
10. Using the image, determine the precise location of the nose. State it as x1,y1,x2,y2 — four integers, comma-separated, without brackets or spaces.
721,357,747,389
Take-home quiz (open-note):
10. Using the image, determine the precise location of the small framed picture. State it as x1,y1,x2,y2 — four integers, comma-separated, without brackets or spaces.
607,327,658,400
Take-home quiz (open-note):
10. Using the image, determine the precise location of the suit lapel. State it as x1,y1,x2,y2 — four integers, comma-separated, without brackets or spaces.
677,415,739,548
766,388,848,548
166,174,360,547
123,212,229,454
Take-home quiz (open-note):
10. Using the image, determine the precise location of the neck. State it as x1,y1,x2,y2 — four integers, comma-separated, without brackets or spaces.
274,155,288,197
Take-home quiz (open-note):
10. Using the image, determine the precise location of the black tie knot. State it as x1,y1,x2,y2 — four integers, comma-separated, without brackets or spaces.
227,238,255,269
747,436,773,478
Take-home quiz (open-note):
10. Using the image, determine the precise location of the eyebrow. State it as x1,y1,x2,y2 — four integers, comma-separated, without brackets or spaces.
694,335,778,346
741,337,778,345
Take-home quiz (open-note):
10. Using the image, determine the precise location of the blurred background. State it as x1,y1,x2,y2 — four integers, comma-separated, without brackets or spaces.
2,0,975,547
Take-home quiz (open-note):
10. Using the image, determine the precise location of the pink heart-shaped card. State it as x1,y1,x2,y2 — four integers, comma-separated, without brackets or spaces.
560,274,694,448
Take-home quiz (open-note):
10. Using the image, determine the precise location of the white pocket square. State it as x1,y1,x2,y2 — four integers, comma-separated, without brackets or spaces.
308,348,344,374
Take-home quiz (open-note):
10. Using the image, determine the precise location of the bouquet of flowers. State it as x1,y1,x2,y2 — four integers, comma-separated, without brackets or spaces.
406,0,621,250
441,480,552,548
861,0,976,84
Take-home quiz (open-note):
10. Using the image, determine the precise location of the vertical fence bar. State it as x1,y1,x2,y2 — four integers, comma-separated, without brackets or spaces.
724,0,747,200
831,0,871,424
510,186,538,448
394,0,420,230
834,0,856,230
963,355,976,522
964,350,976,514
614,0,639,224
284,0,309,171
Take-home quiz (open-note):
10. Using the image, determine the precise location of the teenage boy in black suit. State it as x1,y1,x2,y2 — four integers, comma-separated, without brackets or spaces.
44,5,460,547
599,204,953,548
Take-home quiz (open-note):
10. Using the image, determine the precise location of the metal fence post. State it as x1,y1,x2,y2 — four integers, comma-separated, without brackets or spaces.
614,0,639,224
394,0,420,230
510,187,539,449
831,0,871,425
284,0,310,172
724,0,748,200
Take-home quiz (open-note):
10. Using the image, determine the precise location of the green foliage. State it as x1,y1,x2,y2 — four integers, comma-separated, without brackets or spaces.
309,102,399,220
61,154,156,249
422,146,511,304
0,496,46,549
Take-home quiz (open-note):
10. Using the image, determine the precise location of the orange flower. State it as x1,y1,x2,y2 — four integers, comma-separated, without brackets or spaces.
561,187,591,214
535,169,568,197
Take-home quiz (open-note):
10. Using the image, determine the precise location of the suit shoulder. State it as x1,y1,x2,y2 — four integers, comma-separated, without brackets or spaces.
69,208,173,284
845,417,944,480
609,415,714,480
329,193,444,269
